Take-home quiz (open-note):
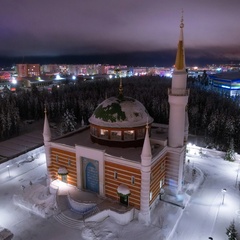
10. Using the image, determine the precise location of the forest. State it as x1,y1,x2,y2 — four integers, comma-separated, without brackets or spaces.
1,75,240,152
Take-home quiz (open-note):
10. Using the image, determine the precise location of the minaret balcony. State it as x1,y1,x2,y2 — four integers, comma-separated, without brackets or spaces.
168,88,189,96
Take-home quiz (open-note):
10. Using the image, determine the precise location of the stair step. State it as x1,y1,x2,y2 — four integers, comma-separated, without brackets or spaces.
54,213,83,229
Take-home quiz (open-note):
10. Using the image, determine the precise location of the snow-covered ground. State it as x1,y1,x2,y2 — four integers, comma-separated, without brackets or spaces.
0,146,240,240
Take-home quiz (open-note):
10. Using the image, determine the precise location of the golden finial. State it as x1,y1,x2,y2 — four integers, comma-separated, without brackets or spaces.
180,9,184,29
175,9,185,70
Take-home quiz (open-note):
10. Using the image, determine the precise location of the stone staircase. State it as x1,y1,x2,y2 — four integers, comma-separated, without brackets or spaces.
54,213,83,230
82,206,100,219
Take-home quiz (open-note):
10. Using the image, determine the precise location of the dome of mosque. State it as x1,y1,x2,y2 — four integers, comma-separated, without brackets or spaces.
89,96,153,128
88,79,153,147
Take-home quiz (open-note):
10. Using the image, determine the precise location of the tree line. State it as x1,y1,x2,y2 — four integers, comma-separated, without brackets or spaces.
1,75,240,152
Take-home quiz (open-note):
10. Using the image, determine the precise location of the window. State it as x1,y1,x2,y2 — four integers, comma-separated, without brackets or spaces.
100,129,108,139
91,126,98,136
111,130,121,140
124,130,134,140
150,173,153,182
68,159,71,166
131,176,135,185
161,163,165,172
150,191,153,201
160,178,165,189
114,171,118,179
137,128,145,139
56,155,58,162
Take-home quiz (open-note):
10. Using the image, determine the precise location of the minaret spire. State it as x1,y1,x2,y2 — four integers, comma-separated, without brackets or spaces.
141,123,152,159
43,107,51,142
174,10,185,71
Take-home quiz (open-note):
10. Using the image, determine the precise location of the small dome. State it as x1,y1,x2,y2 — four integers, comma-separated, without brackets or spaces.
89,96,153,128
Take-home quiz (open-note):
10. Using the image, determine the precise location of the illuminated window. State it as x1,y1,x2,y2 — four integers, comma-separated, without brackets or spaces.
131,176,135,185
100,129,108,139
124,130,134,140
114,171,118,179
111,130,121,140
150,191,153,201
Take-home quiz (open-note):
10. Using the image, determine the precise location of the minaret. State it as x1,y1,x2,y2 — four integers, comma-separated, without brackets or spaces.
43,108,52,176
166,13,189,193
138,123,152,225
168,13,189,148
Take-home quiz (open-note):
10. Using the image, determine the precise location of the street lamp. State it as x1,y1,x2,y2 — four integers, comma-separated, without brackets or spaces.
222,188,227,205
7,165,10,178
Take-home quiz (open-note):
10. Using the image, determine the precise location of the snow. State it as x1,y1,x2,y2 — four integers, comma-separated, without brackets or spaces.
117,184,130,195
57,167,68,175
0,145,240,239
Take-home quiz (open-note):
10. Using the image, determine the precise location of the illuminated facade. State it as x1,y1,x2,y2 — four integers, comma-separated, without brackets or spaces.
208,72,240,96
17,64,40,77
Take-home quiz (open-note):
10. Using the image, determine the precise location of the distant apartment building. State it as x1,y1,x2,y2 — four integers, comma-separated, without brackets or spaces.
41,64,60,75
133,67,147,76
17,64,40,77
99,65,116,75
39,63,174,79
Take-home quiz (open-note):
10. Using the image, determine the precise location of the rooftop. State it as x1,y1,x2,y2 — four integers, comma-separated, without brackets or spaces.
53,123,168,162
209,71,240,80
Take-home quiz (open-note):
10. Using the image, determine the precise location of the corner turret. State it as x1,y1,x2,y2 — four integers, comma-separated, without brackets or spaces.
139,123,152,225
43,108,51,142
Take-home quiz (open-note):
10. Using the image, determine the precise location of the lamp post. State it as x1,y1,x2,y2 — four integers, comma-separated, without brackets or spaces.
7,165,10,178
222,188,227,205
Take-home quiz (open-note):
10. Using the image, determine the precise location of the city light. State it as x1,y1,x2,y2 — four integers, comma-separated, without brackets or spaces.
11,77,17,84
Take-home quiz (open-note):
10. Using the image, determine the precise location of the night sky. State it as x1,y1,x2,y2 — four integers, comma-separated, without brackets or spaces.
0,0,240,66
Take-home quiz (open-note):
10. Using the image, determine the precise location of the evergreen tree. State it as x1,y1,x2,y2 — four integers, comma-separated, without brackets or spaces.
225,139,235,162
61,109,77,133
226,220,238,240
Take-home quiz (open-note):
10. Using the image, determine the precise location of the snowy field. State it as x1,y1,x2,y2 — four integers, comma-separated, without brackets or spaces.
0,146,240,240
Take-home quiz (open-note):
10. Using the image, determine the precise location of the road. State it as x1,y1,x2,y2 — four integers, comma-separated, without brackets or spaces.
171,151,240,240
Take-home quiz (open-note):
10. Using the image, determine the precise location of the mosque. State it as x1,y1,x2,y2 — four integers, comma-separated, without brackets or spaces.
43,16,189,224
